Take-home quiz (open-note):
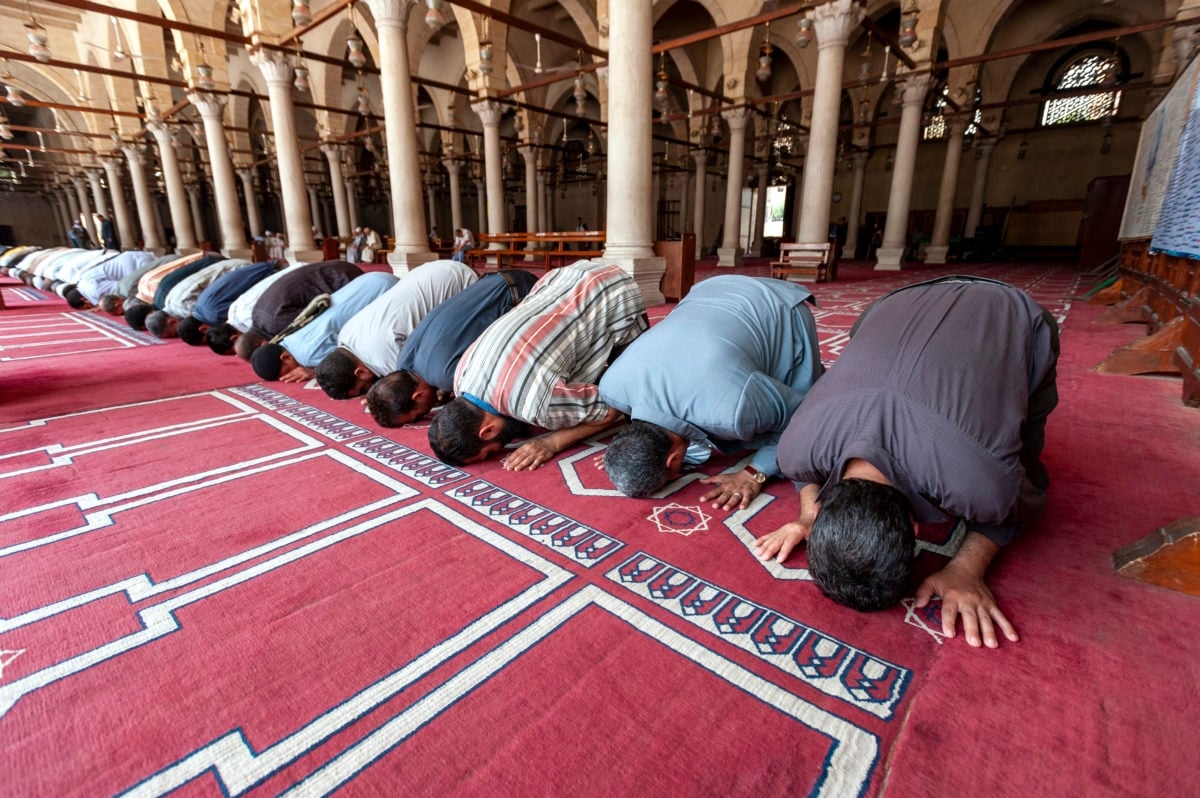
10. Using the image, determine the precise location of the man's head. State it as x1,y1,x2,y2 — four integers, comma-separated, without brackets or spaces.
177,315,209,346
605,420,688,497
99,294,124,315
205,323,241,355
427,397,530,466
315,348,377,399
250,342,301,381
145,310,180,339
64,286,93,310
364,370,444,427
124,298,153,330
234,331,263,361
807,478,915,612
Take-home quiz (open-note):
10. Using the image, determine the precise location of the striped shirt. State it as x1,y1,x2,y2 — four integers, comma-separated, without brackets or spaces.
454,260,648,430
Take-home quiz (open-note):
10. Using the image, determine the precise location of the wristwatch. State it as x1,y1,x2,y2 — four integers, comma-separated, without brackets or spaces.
744,465,768,485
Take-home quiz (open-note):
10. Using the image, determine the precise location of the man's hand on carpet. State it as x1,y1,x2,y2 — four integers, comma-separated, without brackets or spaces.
278,366,315,383
502,439,556,471
700,472,760,510
753,521,811,563
915,531,1018,649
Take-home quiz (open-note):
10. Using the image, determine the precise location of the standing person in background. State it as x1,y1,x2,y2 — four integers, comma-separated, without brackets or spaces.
97,214,118,250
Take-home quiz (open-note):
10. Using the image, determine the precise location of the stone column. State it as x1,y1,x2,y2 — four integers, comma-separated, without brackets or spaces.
345,177,359,230
473,100,507,243
925,116,967,264
678,170,691,235
250,49,321,264
799,0,864,245
147,119,199,253
876,75,930,270
964,138,996,239
444,159,464,233
236,168,263,239
536,169,547,240
425,183,438,239
48,193,66,241
72,176,94,230
307,183,322,238
474,178,487,233
85,169,109,219
190,92,250,257
121,144,165,253
751,163,770,257
691,149,708,261
600,0,664,302
100,156,136,250
185,182,206,244
321,144,351,237
846,151,868,259
365,0,434,270
63,185,80,228
520,144,539,254
717,108,750,266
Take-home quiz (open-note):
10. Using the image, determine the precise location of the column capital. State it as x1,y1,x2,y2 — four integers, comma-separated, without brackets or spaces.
249,48,296,86
721,107,751,129
691,149,708,167
944,113,970,138
472,99,504,126
188,91,228,119
364,0,416,29
814,0,866,50
319,142,344,161
145,119,177,147
974,136,998,157
120,143,147,164
898,74,932,107
443,158,463,176
852,150,870,168
100,154,123,170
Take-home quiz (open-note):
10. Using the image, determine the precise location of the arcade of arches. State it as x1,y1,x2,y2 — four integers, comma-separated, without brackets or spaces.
1,0,1197,303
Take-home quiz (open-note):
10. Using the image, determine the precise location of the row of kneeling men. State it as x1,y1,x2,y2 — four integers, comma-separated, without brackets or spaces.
4,241,1059,651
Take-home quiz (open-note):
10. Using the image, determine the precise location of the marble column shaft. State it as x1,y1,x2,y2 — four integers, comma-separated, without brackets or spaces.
926,116,968,264
717,107,750,266
147,120,199,252
121,145,165,252
250,49,318,261
100,157,136,250
190,92,250,255
964,139,996,239
444,159,464,233
799,0,864,244
474,100,507,242
846,151,868,259
876,75,930,270
321,145,352,238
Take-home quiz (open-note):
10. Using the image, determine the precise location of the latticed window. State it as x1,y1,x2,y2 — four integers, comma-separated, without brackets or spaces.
1041,53,1120,126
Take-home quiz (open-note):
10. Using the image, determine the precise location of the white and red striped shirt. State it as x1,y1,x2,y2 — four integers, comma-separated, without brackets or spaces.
453,260,647,430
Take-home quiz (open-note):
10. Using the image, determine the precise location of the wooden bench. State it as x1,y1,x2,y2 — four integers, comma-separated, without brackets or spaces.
469,231,606,270
1090,238,1200,406
770,242,833,283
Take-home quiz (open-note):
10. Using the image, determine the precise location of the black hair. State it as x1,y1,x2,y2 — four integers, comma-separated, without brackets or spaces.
427,397,486,466
251,342,286,381
99,295,123,314
807,478,916,612
205,323,240,355
144,310,173,338
64,286,88,309
604,420,674,497
124,299,153,330
315,348,361,400
177,316,206,346
365,370,419,427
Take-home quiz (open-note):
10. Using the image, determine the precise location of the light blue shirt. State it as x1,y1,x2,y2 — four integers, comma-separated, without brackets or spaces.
599,275,823,476
282,271,398,366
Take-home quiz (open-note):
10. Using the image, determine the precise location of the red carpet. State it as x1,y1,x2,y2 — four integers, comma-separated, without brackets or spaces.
1,263,1198,796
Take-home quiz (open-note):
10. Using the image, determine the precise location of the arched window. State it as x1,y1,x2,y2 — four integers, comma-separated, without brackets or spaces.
1041,51,1122,126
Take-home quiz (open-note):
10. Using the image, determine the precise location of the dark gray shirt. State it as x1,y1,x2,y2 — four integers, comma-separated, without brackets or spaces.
777,276,1058,546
